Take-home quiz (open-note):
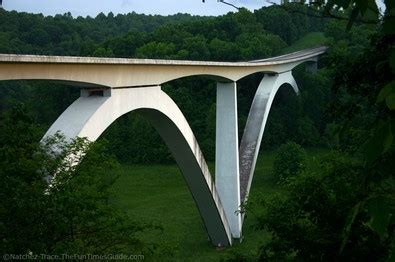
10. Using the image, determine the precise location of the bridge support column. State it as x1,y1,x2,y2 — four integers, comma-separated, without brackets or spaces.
215,81,242,239
306,57,318,73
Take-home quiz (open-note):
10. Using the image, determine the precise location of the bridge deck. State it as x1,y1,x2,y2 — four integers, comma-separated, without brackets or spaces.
0,46,327,88
0,46,326,66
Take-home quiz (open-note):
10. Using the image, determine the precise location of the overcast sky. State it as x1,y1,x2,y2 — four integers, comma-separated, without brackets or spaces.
2,0,273,17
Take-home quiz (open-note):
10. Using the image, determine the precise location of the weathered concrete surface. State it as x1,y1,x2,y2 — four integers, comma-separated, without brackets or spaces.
43,86,233,247
239,72,298,205
0,47,327,87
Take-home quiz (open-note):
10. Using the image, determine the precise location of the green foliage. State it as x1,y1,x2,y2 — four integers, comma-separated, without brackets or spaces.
282,32,328,54
0,9,203,55
257,152,389,261
251,4,394,256
92,47,114,57
273,142,306,182
136,41,177,59
0,81,80,127
0,106,159,256
260,67,333,149
300,0,395,259
366,196,394,239
102,113,173,164
255,5,319,45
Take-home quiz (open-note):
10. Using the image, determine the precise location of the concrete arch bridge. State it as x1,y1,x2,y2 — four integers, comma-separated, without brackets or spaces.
0,46,326,247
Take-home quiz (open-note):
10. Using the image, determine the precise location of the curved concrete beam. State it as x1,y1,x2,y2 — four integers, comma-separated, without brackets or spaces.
43,86,232,247
239,72,298,204
0,47,326,88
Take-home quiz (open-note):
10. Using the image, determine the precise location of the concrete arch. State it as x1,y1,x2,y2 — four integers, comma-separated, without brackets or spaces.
239,71,298,205
43,86,232,247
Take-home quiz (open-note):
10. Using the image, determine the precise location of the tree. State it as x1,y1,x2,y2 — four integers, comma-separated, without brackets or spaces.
136,41,176,59
321,0,395,255
0,106,160,256
254,0,395,259
256,152,388,261
273,142,306,182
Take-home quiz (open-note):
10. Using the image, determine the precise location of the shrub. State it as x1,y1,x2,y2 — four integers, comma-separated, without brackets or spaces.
273,142,306,182
257,152,388,261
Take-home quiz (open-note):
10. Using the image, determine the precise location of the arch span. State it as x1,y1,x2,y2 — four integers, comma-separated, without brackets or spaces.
43,86,232,247
239,71,298,205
